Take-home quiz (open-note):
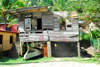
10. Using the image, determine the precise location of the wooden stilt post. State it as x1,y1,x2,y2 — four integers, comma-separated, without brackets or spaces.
47,41,52,57
20,41,23,56
77,41,81,58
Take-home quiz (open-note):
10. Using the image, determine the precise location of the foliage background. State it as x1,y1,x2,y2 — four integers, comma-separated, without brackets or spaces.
0,0,99,25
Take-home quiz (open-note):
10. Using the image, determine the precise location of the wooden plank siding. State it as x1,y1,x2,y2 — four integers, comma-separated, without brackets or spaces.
19,14,25,32
20,37,79,42
42,12,54,30
20,36,48,42
54,19,60,30
19,31,79,42
72,18,79,32
18,11,79,42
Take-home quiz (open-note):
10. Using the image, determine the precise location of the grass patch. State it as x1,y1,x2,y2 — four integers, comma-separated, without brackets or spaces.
0,57,99,67
0,57,54,65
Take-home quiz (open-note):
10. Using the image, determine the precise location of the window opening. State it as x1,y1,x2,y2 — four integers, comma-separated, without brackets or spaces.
31,18,42,30
10,36,13,44
31,19,37,30
60,18,66,30
35,32,43,33
37,18,42,30
0,35,3,44
67,25,72,27
66,13,71,23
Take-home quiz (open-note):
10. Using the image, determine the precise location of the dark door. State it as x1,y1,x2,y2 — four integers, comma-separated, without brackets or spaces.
37,18,42,30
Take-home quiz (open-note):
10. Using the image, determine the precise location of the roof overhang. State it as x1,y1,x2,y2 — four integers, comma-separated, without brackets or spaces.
4,6,48,18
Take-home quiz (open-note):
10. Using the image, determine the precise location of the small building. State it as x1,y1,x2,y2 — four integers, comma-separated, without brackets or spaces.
0,30,19,51
0,23,19,32
4,6,80,58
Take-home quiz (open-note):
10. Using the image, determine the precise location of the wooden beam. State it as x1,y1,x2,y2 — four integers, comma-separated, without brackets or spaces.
47,41,52,57
20,41,23,56
77,41,81,57
25,8,48,13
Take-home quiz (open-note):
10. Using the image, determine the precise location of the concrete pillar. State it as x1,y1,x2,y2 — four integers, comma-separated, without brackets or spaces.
77,41,81,57
47,41,52,57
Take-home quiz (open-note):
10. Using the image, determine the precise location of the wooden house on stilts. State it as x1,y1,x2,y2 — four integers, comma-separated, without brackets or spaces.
4,6,80,59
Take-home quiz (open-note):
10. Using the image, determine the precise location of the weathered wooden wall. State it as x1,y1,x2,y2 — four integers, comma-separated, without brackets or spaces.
19,11,79,42
42,12,54,30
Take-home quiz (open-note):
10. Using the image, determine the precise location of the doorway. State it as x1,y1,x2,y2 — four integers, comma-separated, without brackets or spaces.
37,18,42,30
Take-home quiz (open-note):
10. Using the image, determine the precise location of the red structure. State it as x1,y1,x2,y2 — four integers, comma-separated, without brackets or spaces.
44,44,48,57
0,23,19,33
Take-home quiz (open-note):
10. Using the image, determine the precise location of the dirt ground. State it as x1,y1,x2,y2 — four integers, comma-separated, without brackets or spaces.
1,61,100,67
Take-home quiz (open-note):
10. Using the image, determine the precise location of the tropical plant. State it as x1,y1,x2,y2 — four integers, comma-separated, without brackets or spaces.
50,0,67,11
82,32,91,40
0,0,25,27
1,0,99,26
92,28,100,38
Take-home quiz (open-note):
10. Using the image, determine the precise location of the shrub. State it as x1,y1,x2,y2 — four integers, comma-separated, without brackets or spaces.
80,28,100,40
94,52,100,61
92,28,100,38
82,32,91,40
96,53,100,58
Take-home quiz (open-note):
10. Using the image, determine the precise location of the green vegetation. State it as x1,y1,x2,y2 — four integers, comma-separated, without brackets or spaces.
92,39,98,48
92,28,100,38
82,32,91,40
0,0,99,23
0,57,54,65
80,28,100,41
0,57,99,66
0,0,25,22
0,0,100,65
96,53,100,58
